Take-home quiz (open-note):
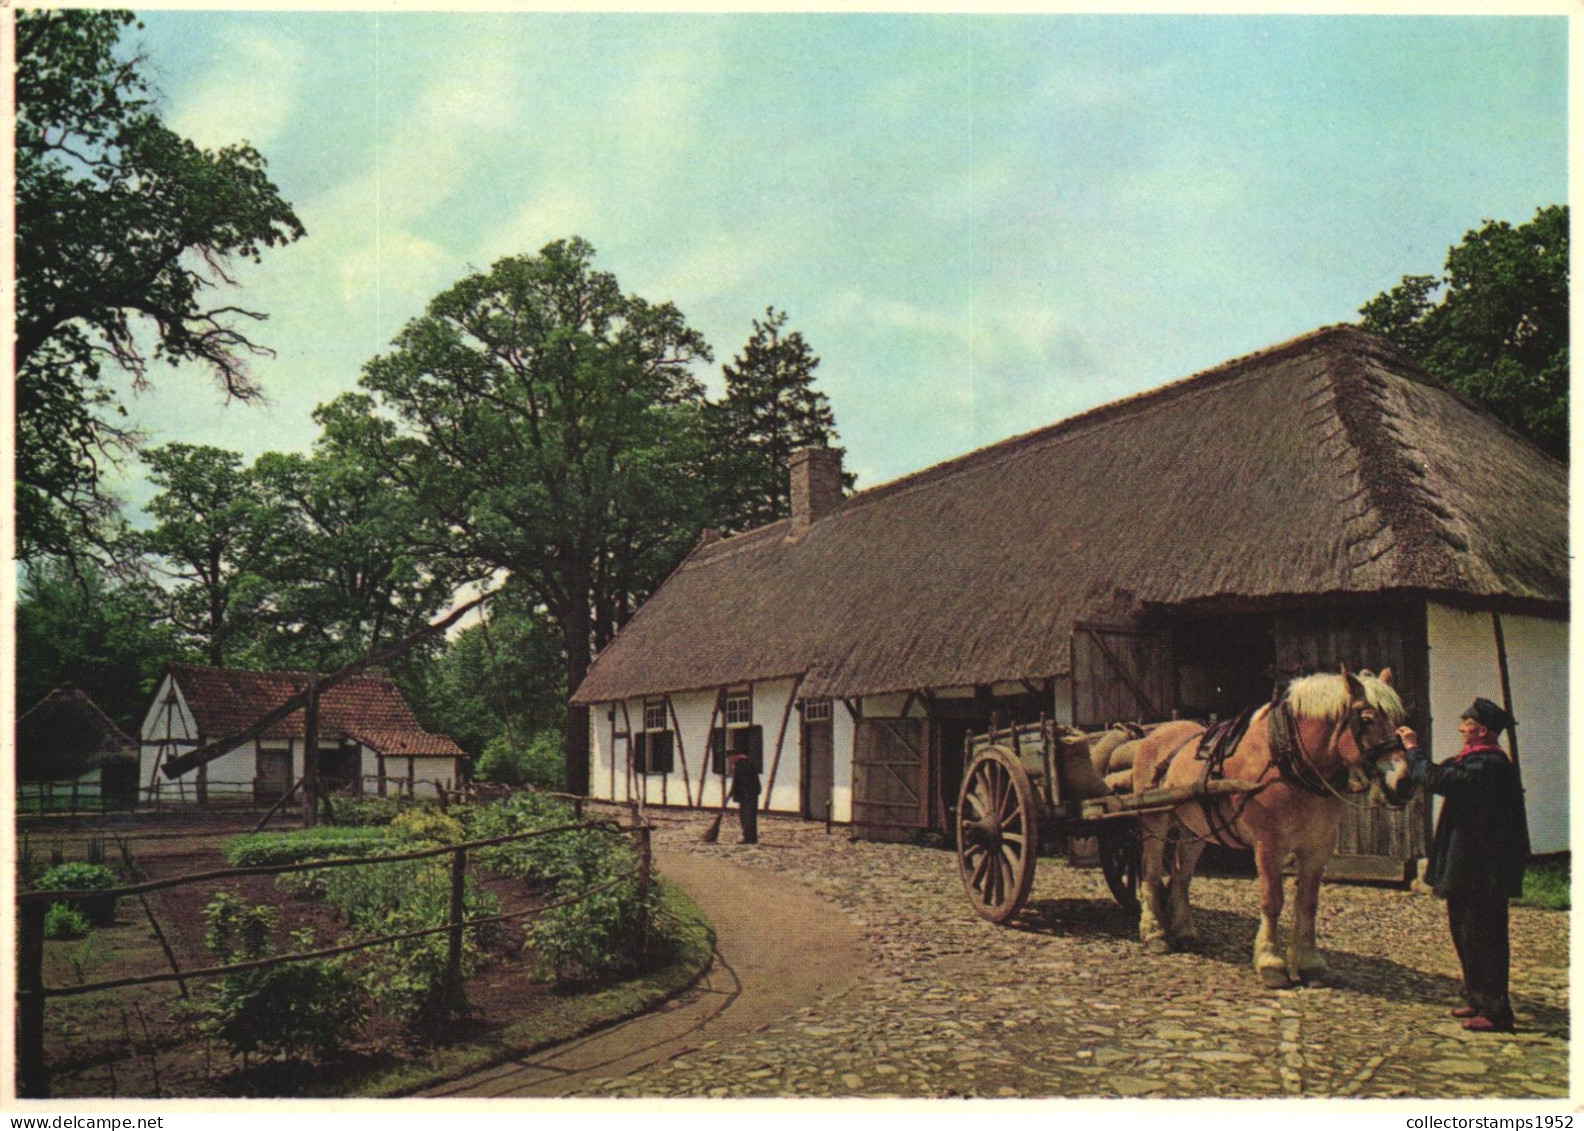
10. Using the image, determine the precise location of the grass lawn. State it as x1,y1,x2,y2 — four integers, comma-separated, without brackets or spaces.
1517,857,1569,911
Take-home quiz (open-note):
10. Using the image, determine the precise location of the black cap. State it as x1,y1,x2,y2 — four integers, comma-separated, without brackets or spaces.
1461,697,1514,735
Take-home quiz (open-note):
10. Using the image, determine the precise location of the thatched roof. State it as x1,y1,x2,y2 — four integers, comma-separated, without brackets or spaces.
165,665,466,759
573,326,1567,705
17,685,138,782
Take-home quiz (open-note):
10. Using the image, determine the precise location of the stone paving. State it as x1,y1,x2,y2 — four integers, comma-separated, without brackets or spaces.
603,812,1569,1100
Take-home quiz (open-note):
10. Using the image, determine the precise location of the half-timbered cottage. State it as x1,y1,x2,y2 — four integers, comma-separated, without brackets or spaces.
571,327,1568,867
140,665,467,804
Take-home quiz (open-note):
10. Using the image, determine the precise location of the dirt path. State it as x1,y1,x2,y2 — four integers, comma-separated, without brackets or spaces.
420,837,870,1098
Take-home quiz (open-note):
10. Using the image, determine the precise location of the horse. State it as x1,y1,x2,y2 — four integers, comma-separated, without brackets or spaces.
1127,666,1413,988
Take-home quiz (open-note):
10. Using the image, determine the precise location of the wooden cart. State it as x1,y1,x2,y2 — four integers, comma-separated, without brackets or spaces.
955,719,1260,923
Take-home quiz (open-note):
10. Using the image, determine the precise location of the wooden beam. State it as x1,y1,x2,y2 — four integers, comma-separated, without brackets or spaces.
665,695,693,806
697,688,725,801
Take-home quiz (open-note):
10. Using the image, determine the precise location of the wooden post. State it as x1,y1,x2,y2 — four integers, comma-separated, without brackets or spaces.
445,846,467,1015
71,779,80,815
762,673,806,810
301,676,321,828
18,900,49,1097
664,695,694,806
1492,612,1521,770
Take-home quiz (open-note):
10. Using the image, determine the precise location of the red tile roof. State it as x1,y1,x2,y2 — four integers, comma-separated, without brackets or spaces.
168,665,466,759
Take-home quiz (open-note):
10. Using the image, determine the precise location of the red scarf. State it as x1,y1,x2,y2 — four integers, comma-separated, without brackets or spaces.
1455,741,1504,762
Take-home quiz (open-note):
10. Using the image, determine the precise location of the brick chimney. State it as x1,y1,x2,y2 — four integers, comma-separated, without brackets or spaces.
788,446,845,533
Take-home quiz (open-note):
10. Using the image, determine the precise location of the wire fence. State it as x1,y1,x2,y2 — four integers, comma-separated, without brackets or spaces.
15,809,654,1099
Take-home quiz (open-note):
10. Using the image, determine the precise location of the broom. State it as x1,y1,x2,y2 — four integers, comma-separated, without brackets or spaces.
701,756,739,842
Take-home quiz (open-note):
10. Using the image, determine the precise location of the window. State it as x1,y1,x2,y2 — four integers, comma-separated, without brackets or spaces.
711,724,763,775
803,698,832,722
723,690,753,726
634,700,674,774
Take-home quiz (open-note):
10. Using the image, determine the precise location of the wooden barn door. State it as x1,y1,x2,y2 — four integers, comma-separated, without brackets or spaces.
852,718,929,842
1071,622,1173,729
1275,602,1431,879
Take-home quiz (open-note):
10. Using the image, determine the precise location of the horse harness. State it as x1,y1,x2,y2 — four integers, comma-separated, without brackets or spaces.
1148,707,1265,849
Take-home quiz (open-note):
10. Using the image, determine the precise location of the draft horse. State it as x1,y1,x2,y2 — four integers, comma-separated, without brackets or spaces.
1130,667,1413,987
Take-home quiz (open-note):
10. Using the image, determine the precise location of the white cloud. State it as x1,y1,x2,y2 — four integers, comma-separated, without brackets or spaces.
166,29,305,150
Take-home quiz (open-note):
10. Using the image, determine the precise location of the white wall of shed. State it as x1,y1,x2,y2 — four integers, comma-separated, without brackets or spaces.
1426,603,1568,854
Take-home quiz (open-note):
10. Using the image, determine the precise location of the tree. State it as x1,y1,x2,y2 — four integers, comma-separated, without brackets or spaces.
16,559,183,734
250,421,459,674
708,308,851,533
1359,205,1568,461
15,9,305,562
349,238,713,791
138,444,284,667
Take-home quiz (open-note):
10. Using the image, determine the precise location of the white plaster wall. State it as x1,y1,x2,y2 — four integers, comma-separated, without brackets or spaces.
864,693,908,717
831,699,855,824
590,705,615,801
752,679,801,812
1050,676,1074,726
1426,603,1568,854
670,690,717,808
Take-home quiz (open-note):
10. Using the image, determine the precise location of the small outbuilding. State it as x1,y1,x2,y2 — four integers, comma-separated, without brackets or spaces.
17,684,140,809
140,664,468,804
571,326,1567,871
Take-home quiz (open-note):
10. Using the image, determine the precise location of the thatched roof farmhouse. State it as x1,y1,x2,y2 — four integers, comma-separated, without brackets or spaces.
573,326,1568,861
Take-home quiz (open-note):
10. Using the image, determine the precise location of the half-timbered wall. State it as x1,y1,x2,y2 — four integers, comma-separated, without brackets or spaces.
1427,603,1567,854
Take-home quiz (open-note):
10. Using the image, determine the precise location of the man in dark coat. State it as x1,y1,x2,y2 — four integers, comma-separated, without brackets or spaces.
727,749,761,844
1397,697,1530,1033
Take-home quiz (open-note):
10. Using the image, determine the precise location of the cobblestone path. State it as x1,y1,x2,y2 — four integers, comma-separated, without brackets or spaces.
597,812,1568,1100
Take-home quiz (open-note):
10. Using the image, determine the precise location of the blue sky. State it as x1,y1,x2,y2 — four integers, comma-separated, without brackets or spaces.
110,10,1568,508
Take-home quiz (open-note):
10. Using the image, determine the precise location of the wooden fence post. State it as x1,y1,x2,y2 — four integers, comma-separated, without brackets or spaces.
445,846,467,1014
18,900,49,1097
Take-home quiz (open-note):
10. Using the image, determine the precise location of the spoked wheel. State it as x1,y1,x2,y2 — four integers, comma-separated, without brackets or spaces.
1097,822,1142,919
956,746,1040,923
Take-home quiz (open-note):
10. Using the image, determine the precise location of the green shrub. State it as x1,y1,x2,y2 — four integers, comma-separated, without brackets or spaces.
322,855,501,1032
460,793,576,881
44,903,93,940
222,826,390,867
389,807,465,845
526,827,653,981
207,961,367,1062
475,730,565,790
204,892,277,962
328,796,406,827
34,862,119,926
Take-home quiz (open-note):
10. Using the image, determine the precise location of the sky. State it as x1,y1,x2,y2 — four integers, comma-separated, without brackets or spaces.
106,7,1570,511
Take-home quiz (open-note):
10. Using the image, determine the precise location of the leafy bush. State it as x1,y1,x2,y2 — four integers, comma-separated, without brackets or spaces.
44,903,92,940
207,961,367,1062
1520,858,1570,911
322,856,501,1032
459,792,576,882
33,862,119,926
526,827,653,981
475,730,565,790
389,807,465,845
204,892,277,962
327,796,406,827
222,826,390,867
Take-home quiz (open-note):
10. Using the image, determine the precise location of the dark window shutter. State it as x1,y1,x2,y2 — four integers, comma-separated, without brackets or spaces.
653,731,675,774
710,728,726,775
745,725,764,774
633,731,648,773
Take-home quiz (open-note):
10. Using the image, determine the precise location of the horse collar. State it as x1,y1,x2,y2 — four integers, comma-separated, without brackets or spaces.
1269,699,1348,796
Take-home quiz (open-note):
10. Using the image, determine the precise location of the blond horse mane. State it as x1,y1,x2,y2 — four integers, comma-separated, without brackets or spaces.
1285,670,1406,725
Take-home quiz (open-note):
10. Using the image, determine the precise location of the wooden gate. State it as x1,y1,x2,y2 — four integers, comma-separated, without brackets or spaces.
852,718,929,842
1275,602,1431,877
1071,621,1173,729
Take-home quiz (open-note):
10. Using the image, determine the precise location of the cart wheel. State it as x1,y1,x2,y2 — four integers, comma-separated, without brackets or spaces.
1098,823,1141,918
956,746,1039,923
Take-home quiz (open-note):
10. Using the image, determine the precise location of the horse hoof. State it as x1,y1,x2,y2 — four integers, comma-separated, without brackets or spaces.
1258,966,1292,989
1144,936,1171,956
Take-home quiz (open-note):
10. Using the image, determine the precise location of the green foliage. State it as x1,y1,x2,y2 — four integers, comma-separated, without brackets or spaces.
15,9,303,562
207,961,367,1062
526,828,653,981
342,237,716,791
33,862,119,926
475,731,567,790
322,856,500,1031
221,826,390,868
1519,858,1569,911
389,807,465,845
203,891,277,963
327,796,407,827
457,792,577,879
15,560,183,737
44,903,93,940
708,307,852,533
1359,205,1568,461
